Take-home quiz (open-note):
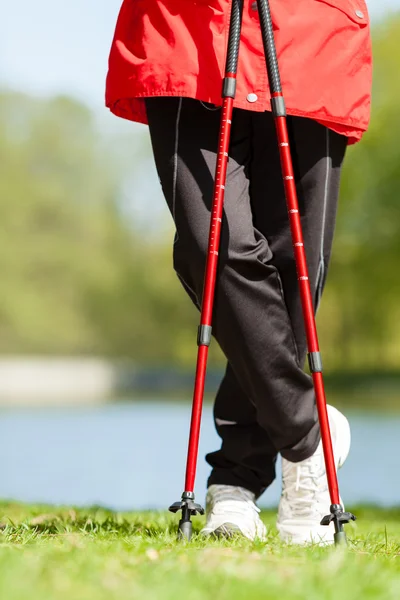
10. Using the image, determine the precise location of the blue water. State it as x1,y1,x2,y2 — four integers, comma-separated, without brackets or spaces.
0,402,398,509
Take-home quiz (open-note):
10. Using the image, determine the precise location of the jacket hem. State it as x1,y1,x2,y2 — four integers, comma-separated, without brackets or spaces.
105,89,368,144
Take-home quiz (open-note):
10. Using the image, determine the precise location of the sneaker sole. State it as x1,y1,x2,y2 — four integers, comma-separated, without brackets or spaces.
202,522,243,538
279,527,335,546
214,523,243,538
201,522,267,541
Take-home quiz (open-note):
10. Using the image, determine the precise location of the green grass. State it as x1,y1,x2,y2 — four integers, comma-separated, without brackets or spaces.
0,503,399,600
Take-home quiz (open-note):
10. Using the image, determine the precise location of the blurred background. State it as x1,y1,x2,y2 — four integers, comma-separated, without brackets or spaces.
0,0,399,511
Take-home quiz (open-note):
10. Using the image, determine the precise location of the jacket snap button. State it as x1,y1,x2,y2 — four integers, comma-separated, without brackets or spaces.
355,9,364,18
247,93,258,103
251,1,258,10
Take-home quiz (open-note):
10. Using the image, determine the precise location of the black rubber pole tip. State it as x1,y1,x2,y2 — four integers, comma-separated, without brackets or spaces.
334,531,348,546
177,519,192,541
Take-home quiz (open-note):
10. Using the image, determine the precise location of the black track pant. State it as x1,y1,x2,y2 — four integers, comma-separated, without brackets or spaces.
145,97,347,498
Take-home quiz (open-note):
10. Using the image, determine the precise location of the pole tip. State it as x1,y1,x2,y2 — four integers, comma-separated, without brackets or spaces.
334,531,348,547
177,520,193,541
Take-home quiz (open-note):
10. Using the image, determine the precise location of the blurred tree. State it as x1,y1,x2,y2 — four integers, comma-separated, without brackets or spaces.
0,90,210,364
318,14,400,370
0,13,399,373
0,92,130,354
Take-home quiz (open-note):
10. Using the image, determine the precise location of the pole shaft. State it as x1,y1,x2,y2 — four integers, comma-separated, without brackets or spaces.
183,0,244,494
257,0,341,506
185,96,234,492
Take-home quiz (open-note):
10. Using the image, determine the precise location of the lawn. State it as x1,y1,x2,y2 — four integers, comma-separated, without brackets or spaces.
0,503,399,600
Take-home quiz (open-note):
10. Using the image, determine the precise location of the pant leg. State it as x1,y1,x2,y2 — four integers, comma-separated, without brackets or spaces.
249,112,347,365
145,97,334,473
206,363,277,497
146,97,277,496
206,115,346,496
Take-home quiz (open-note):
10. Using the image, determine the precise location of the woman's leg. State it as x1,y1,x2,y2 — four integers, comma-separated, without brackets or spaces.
206,114,347,499
249,111,347,363
144,97,345,488
145,97,277,497
206,363,277,497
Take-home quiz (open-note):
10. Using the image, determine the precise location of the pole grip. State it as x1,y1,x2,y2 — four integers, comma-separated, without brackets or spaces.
256,0,282,94
226,0,243,74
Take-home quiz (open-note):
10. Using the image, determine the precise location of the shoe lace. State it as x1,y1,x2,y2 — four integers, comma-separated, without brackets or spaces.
282,459,327,518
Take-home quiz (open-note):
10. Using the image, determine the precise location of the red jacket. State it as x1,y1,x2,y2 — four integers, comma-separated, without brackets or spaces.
106,0,372,144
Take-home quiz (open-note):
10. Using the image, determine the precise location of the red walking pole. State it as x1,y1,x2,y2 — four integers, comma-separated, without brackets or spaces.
170,0,355,545
169,0,244,541
255,0,355,545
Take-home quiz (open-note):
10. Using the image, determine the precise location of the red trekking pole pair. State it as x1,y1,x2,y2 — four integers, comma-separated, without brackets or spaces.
169,0,355,545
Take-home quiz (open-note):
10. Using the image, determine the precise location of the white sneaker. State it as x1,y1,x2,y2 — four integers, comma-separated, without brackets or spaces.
277,405,351,545
201,484,267,541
